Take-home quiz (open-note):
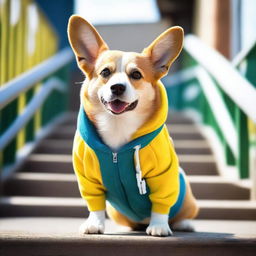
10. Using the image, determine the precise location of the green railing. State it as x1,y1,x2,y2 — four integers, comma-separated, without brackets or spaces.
164,35,256,180
0,0,74,179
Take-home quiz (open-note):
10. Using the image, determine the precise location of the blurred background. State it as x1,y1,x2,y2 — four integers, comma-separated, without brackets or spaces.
27,0,256,109
0,0,256,246
1,0,256,108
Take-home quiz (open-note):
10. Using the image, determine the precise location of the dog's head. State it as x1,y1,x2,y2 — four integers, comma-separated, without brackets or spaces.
68,15,183,116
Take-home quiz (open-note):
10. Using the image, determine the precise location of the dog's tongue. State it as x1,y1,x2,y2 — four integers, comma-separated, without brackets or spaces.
109,100,129,114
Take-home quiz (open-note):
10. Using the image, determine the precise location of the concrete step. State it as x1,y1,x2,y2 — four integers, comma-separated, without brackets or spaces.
0,218,256,256
60,111,195,125
174,140,212,155
167,124,200,133
45,132,206,141
0,197,86,217
189,176,250,200
21,154,73,173
167,112,194,124
18,173,248,201
171,132,205,140
34,139,73,155
47,124,205,140
1,196,256,220
3,173,80,198
35,138,213,155
58,111,194,125
21,153,218,175
198,200,256,220
179,154,218,175
61,112,77,124
54,123,200,133
46,129,75,140
3,173,250,200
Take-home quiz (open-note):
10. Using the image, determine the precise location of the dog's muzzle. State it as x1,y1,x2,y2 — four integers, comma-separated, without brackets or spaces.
101,97,138,115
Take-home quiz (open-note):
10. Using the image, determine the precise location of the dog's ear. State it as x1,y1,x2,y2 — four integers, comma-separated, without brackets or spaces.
143,26,183,79
68,15,108,75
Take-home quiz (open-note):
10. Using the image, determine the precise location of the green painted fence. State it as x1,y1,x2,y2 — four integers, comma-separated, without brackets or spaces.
165,35,256,180
0,0,72,177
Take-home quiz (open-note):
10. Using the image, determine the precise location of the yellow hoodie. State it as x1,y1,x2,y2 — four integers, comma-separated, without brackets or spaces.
72,81,186,222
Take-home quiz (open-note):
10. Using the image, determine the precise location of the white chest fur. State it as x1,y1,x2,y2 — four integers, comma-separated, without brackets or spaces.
95,111,146,151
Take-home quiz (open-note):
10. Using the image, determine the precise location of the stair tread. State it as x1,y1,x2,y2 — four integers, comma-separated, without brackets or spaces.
54,124,201,133
39,139,73,147
1,197,256,220
1,196,256,208
0,217,255,240
179,154,215,162
49,124,206,140
28,154,72,162
0,196,84,206
198,200,256,209
174,140,210,148
28,153,215,163
4,173,249,200
188,175,251,186
11,173,225,181
10,173,248,187
167,124,200,133
12,172,76,181
36,139,210,148
35,139,212,155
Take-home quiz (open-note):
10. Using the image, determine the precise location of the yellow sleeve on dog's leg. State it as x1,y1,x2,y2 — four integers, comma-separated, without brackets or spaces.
142,126,180,215
147,169,179,215
73,132,106,212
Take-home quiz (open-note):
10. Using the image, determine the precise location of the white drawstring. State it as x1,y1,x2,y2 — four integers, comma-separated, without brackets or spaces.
134,145,147,195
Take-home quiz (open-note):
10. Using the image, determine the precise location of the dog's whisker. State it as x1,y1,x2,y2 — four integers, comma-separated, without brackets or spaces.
74,81,84,85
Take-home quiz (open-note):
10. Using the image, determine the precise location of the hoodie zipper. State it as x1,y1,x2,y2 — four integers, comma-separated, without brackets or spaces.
111,151,138,218
112,147,146,194
112,152,118,163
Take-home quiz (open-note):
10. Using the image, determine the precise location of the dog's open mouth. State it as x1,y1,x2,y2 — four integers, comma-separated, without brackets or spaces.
101,97,138,115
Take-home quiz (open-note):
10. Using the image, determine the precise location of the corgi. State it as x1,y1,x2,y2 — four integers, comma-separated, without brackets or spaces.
68,15,199,237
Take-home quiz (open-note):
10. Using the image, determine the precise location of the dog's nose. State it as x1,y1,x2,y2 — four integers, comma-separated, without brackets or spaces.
110,84,126,96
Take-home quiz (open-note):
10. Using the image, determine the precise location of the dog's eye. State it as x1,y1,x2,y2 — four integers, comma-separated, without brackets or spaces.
130,71,142,80
100,68,111,78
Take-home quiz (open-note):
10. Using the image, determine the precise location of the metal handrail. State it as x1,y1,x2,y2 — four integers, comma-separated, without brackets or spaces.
0,78,66,150
184,35,256,123
232,40,256,67
196,68,238,157
0,47,74,109
165,66,238,158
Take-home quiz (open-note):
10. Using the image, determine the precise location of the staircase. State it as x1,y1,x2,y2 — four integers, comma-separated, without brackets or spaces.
0,111,256,256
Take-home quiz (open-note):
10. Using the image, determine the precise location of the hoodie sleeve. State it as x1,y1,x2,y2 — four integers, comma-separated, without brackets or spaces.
140,126,180,215
72,132,106,212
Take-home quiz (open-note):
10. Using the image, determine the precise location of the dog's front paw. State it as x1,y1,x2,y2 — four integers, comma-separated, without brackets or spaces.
146,223,173,237
146,212,172,237
79,219,104,234
79,210,105,235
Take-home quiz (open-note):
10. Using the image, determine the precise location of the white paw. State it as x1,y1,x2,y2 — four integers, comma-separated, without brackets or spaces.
146,223,173,237
171,219,195,232
146,212,173,237
79,211,105,235
79,220,104,234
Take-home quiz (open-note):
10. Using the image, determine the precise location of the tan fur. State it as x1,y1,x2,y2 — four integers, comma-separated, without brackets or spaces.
170,178,199,224
106,204,138,229
106,179,199,230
